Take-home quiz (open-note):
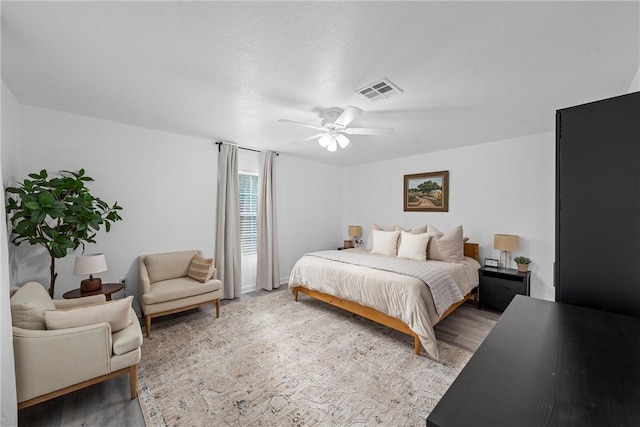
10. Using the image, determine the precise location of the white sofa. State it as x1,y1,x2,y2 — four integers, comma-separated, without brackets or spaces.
10,282,142,409
138,250,222,337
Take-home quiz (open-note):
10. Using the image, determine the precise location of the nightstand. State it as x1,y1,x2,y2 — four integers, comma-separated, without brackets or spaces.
62,283,124,301
479,267,531,312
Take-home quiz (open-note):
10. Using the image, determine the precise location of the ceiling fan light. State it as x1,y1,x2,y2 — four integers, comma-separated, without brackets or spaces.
336,133,350,148
318,133,331,148
327,136,338,152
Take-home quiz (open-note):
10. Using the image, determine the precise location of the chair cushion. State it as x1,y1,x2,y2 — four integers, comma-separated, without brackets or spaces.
188,254,214,283
142,277,221,306
43,296,134,333
144,250,199,283
10,282,56,330
112,308,143,355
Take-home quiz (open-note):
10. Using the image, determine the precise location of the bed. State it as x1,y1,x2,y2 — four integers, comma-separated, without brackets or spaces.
288,240,480,360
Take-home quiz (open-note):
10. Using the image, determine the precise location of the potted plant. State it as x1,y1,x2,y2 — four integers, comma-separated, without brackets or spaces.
5,169,122,297
514,256,532,272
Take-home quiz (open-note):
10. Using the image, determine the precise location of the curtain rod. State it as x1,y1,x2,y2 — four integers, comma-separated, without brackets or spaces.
214,141,279,156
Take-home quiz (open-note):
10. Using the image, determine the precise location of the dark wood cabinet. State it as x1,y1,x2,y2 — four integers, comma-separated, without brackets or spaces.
479,267,530,312
555,92,640,317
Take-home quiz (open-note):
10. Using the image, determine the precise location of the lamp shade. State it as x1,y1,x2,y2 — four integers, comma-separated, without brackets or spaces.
494,234,519,251
73,253,108,276
348,225,362,237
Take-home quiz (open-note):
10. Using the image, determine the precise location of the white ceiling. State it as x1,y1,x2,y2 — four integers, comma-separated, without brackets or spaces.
2,1,638,167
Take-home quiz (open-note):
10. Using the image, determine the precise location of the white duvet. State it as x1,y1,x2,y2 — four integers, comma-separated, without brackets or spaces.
288,248,480,360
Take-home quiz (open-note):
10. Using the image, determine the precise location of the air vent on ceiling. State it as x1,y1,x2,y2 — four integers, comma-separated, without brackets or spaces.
356,78,403,101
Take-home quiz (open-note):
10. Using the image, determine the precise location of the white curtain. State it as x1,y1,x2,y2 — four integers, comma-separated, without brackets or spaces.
256,152,279,290
215,144,242,299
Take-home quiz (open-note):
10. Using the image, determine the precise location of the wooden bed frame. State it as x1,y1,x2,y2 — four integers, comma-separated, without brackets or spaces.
292,242,480,356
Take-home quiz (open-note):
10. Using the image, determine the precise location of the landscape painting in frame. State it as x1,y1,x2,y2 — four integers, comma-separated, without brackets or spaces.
404,171,449,212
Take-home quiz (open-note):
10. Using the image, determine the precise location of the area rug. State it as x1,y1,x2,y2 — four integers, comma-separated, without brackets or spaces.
137,290,471,426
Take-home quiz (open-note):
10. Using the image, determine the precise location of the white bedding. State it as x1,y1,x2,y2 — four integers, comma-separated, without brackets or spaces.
288,248,480,360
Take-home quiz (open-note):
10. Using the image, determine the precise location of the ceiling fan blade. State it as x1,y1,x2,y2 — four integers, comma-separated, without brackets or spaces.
344,127,394,135
291,133,325,144
334,106,363,127
278,119,326,132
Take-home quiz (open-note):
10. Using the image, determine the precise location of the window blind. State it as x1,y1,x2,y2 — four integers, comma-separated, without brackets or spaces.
239,173,258,255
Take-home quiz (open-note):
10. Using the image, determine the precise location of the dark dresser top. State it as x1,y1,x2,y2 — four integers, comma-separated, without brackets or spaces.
428,295,640,427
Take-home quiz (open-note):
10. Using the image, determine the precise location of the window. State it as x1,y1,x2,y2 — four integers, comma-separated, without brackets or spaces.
239,172,258,255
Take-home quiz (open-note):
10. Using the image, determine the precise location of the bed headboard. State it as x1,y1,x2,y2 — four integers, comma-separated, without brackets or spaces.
464,242,479,261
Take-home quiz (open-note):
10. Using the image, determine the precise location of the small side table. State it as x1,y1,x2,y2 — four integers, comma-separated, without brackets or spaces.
63,283,124,301
479,267,531,312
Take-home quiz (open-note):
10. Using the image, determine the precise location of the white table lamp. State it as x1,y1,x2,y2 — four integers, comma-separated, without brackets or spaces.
74,253,108,292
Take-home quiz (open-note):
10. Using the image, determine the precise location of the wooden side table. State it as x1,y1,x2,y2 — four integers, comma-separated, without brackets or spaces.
63,283,124,301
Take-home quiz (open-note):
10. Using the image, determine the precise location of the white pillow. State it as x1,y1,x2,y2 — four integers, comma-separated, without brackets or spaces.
44,295,133,333
370,230,400,256
397,231,430,261
427,225,464,263
365,222,385,250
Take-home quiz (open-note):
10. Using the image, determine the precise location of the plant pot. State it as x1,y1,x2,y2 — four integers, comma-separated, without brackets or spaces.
516,263,529,273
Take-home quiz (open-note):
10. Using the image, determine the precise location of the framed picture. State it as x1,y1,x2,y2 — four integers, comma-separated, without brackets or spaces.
404,170,449,212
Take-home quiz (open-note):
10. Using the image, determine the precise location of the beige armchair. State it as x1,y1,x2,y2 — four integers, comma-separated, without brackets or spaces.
10,282,142,409
138,250,222,337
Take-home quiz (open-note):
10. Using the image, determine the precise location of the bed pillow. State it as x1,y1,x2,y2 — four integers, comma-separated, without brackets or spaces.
393,225,428,234
427,225,464,263
44,296,133,333
397,231,430,261
370,230,400,256
188,254,215,283
366,222,387,250
394,224,428,246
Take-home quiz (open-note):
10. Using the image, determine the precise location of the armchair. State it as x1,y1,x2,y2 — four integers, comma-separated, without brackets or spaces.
10,282,142,409
138,250,222,337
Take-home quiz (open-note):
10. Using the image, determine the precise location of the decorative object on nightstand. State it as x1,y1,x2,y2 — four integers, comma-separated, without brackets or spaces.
493,234,519,269
74,253,108,292
484,258,499,268
513,256,532,272
479,266,531,312
348,225,363,247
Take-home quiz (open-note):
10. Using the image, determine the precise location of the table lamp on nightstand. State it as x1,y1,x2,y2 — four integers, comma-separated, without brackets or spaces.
74,253,108,292
494,234,519,269
348,225,363,248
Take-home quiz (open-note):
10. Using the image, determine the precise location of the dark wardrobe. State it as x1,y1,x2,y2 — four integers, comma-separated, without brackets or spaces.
555,91,640,317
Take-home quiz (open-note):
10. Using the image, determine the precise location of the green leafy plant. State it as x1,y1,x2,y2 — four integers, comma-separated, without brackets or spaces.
514,256,532,265
5,169,122,297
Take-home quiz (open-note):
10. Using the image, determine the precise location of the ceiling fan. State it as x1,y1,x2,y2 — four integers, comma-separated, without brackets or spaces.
278,106,394,152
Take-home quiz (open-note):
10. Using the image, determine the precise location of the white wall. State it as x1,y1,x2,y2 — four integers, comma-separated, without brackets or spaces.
15,105,219,311
10,105,345,309
1,80,19,427
630,67,639,92
2,81,20,283
276,155,344,283
343,132,556,301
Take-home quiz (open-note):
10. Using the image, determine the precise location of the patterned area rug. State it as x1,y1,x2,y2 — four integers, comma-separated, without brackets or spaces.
137,290,471,426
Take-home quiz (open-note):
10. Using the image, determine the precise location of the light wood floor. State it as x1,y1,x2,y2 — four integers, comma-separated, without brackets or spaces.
17,286,500,426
